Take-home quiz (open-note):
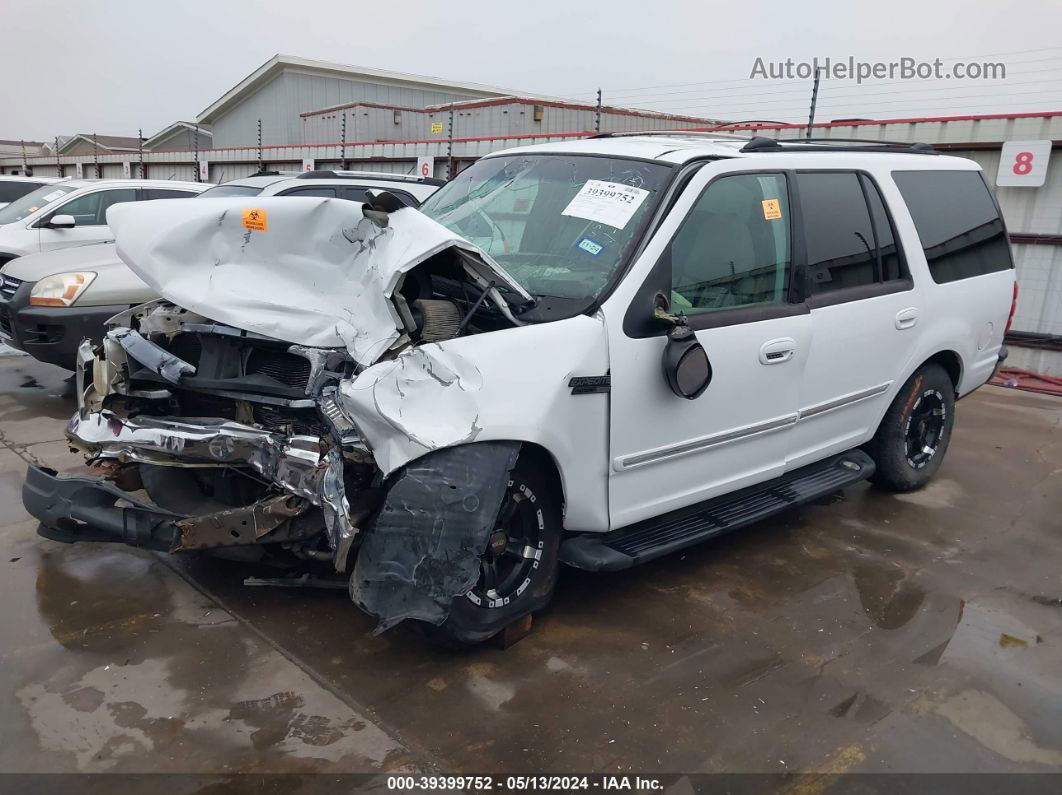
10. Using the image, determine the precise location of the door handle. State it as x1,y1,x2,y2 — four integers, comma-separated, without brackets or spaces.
895,307,920,330
759,337,796,365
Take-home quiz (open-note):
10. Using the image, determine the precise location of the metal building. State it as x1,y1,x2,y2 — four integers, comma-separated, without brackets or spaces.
196,55,530,147
300,96,725,144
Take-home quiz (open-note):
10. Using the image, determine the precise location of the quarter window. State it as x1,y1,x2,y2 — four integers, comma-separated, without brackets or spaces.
141,188,197,200
892,170,1013,283
668,173,791,314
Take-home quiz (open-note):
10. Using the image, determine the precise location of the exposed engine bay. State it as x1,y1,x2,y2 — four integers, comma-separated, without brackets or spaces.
41,194,543,633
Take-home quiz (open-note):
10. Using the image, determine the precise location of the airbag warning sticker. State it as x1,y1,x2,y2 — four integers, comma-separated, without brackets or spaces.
242,208,268,231
562,180,649,230
761,199,782,220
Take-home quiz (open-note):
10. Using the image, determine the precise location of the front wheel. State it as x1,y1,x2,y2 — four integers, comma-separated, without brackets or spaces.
415,460,563,647
865,363,956,493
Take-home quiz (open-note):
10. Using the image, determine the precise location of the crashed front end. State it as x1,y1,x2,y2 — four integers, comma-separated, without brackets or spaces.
23,195,531,633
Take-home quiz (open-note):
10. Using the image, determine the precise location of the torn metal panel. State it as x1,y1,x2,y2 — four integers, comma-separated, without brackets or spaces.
338,344,484,471
107,197,530,367
108,327,195,384
350,441,521,632
174,494,309,551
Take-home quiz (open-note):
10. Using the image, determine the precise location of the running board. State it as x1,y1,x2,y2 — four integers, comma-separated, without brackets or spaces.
560,450,875,571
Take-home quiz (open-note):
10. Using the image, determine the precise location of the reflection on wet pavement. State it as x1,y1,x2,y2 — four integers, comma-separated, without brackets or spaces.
1,355,1060,775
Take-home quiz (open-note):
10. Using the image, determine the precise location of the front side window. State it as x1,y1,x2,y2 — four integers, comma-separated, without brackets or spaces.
892,170,1013,283
0,181,45,204
54,188,137,226
419,154,671,302
667,173,791,314
0,183,77,224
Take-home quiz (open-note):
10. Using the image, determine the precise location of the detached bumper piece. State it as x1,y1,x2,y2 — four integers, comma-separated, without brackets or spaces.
23,465,180,551
561,450,876,571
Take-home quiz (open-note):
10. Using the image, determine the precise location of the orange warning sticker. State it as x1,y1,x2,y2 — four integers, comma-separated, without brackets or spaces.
242,208,267,231
761,199,782,220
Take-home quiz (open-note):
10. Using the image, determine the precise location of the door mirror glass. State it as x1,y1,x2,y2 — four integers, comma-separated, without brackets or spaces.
662,325,712,399
48,214,76,229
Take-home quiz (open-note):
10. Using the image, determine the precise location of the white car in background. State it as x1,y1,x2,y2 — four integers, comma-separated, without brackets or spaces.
0,179,204,264
0,175,65,210
0,170,441,368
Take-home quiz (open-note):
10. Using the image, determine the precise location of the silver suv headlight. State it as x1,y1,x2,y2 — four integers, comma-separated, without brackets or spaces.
30,271,97,307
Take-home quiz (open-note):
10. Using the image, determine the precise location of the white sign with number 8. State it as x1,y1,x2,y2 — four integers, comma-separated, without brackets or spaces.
996,140,1051,188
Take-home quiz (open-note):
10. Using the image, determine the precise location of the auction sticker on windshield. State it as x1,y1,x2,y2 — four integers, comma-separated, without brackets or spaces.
562,180,649,230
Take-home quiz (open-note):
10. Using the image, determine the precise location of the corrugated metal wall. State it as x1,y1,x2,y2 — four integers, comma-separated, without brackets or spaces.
212,72,492,147
301,101,720,144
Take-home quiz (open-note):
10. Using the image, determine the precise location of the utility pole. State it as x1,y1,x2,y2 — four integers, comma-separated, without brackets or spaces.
446,104,455,179
138,128,145,178
193,123,201,182
92,132,101,178
340,111,347,169
595,88,602,133
805,67,822,140
54,136,61,177
256,118,263,173
20,139,28,175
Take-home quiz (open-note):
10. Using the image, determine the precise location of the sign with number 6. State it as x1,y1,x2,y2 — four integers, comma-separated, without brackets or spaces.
996,140,1051,187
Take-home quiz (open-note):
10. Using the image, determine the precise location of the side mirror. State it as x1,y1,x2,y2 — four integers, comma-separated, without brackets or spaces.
48,214,76,229
662,324,712,400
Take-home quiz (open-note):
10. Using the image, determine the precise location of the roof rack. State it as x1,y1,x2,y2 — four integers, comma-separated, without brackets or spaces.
588,130,750,140
740,136,936,154
296,169,445,186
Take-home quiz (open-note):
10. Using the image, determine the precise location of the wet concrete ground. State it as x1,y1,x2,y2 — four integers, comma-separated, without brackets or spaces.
0,351,1059,778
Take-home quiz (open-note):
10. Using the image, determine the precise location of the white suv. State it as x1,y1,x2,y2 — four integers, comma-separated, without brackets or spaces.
0,178,204,262
23,134,1014,647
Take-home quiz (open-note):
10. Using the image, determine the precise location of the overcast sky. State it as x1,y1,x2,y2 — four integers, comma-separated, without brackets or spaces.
4,0,1061,141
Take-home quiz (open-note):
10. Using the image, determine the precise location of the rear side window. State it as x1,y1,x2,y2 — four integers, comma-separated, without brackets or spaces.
892,170,1013,283
799,173,872,294
141,188,197,200
278,186,338,198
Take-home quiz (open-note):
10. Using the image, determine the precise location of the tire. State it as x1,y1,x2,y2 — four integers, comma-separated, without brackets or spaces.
865,363,956,493
414,458,563,648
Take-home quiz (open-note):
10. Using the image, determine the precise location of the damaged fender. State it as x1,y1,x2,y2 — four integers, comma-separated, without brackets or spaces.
350,440,521,632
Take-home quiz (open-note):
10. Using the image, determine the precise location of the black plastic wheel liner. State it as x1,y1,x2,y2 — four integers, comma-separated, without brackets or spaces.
350,441,521,634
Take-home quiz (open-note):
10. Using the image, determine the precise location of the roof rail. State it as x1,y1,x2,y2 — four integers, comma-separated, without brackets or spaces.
740,136,936,154
588,129,750,140
296,169,446,186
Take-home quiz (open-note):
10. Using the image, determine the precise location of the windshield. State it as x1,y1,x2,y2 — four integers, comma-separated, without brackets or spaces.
0,183,78,225
0,181,45,204
418,154,671,301
197,184,264,198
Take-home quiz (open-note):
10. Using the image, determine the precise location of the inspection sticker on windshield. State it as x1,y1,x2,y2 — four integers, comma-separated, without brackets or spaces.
562,180,649,230
578,237,604,256
242,208,268,232
41,190,67,203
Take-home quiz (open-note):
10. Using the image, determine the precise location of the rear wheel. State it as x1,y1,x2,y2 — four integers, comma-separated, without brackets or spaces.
415,460,562,648
865,363,956,492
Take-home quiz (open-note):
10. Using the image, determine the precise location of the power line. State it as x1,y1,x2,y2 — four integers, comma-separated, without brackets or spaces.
609,70,1062,109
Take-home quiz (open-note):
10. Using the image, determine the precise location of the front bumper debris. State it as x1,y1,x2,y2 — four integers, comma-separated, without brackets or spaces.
53,409,362,567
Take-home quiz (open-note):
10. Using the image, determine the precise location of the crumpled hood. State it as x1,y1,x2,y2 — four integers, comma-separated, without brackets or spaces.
107,197,530,367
